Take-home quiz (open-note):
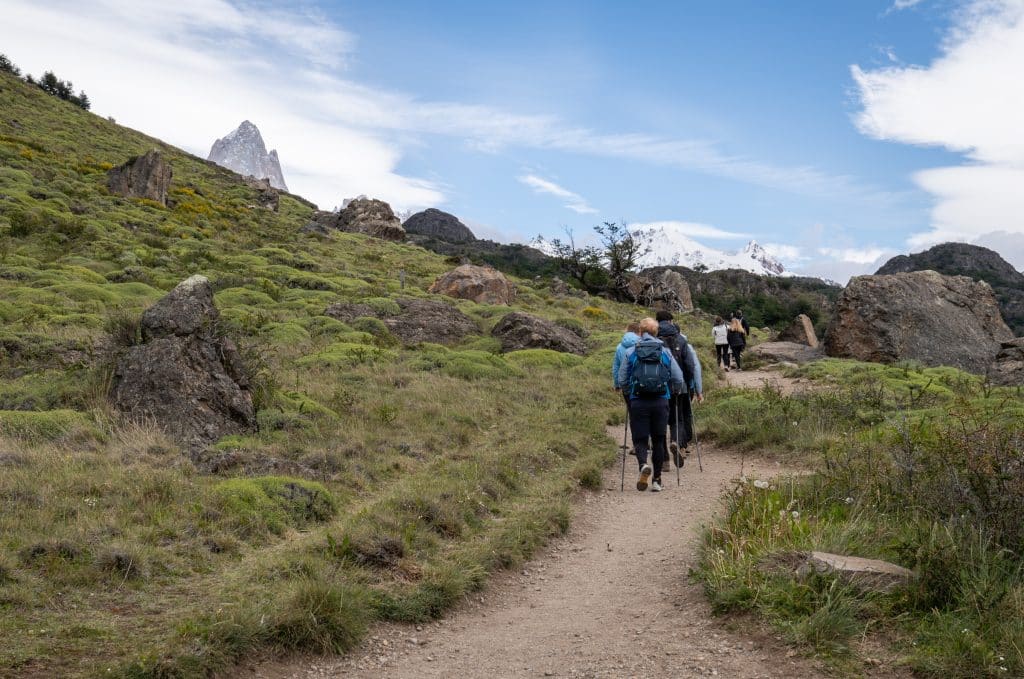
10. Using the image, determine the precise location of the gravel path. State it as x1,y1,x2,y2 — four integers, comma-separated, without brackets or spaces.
237,426,827,678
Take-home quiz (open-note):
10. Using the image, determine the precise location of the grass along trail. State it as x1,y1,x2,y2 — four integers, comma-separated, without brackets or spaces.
237,425,827,679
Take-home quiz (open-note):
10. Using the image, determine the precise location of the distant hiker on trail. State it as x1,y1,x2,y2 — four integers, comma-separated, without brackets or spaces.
712,315,730,371
617,317,684,493
727,316,747,371
655,311,703,467
612,321,642,406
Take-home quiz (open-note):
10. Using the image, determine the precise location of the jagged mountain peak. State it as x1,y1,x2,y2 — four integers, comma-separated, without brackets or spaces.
208,120,288,191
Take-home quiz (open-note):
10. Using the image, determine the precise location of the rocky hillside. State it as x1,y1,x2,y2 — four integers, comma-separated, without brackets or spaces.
208,119,288,191
876,242,1024,335
0,69,639,676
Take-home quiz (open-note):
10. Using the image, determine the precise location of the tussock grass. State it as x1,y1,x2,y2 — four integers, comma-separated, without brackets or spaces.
697,358,1024,676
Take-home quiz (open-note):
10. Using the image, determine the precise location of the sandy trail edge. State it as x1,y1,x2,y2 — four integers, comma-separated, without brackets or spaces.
235,431,827,678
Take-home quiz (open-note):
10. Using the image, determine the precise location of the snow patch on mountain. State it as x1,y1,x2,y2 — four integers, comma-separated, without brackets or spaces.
208,120,288,191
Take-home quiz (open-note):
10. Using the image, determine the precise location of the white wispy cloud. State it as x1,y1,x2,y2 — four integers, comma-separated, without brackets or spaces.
853,0,1024,250
626,220,749,240
889,0,926,12
818,246,890,264
518,175,598,214
762,243,806,262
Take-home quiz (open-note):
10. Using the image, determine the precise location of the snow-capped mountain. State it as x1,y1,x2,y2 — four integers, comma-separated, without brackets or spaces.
529,225,787,276
207,120,288,191
633,224,786,275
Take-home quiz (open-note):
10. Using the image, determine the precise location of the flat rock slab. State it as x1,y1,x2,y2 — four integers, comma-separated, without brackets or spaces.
749,341,823,364
794,553,917,593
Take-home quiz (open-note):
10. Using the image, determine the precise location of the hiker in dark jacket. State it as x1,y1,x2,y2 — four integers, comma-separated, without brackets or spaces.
654,311,703,467
727,316,747,370
617,317,684,492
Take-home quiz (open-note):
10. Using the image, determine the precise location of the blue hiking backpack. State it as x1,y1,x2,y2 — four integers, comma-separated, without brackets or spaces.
629,339,669,398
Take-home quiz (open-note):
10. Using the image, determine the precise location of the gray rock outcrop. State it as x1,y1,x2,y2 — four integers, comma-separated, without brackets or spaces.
111,275,255,450
207,120,288,191
824,271,1013,373
625,268,694,312
429,264,516,305
312,198,406,241
989,337,1024,386
778,314,818,348
243,176,279,212
749,341,823,365
106,150,172,205
764,551,915,594
403,208,476,243
490,312,587,355
324,297,478,346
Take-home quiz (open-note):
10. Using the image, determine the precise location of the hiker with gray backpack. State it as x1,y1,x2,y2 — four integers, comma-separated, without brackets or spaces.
616,317,685,492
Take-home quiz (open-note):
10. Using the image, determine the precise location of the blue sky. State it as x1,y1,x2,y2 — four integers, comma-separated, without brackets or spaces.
3,0,1023,278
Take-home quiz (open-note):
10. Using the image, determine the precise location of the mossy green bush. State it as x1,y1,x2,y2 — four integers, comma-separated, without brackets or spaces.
505,348,583,369
208,477,336,539
296,342,397,367
0,409,94,442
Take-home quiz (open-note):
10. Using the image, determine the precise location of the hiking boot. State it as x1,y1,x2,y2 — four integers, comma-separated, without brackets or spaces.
651,479,663,492
637,463,652,491
670,441,683,468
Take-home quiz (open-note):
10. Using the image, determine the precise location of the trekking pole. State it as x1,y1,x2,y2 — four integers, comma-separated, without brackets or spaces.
620,403,629,492
675,395,681,487
691,400,703,473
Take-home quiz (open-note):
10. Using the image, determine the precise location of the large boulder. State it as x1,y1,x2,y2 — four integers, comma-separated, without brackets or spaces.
106,150,172,205
311,198,405,241
825,271,1013,373
749,341,823,365
778,314,818,348
625,268,694,312
383,298,479,346
763,551,915,594
989,337,1024,386
324,297,478,346
403,208,476,243
429,264,516,305
490,312,587,355
243,176,279,212
111,276,255,451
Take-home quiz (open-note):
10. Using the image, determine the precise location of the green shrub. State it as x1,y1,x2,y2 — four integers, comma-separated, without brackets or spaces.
208,476,336,539
0,409,94,442
268,578,369,653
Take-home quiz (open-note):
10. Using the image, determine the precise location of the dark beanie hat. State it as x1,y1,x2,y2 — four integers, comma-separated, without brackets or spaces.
655,310,673,321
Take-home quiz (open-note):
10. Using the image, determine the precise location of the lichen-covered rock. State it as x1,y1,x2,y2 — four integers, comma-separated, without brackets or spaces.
324,297,478,346
106,150,172,205
749,341,823,364
111,276,254,451
490,312,587,355
625,268,693,312
825,270,1013,373
243,176,279,212
403,208,476,243
778,314,818,348
312,198,405,241
429,264,516,305
989,337,1024,385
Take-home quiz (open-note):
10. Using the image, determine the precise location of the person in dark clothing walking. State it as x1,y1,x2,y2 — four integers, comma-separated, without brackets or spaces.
617,317,684,492
654,310,703,467
727,316,747,370
734,309,750,336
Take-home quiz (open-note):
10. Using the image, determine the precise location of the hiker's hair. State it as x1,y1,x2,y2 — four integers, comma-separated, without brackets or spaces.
626,321,641,333
735,309,743,317
729,318,745,333
655,310,673,322
714,315,724,325
639,317,659,335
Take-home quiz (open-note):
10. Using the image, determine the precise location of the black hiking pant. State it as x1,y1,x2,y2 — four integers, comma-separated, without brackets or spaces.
629,397,669,480
730,344,744,369
715,344,730,367
668,393,694,448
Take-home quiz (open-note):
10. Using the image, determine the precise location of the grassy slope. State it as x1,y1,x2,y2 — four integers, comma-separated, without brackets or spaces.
0,71,724,676
697,360,1024,677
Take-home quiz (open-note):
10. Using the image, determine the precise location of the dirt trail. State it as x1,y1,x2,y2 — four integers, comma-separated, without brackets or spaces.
241,403,827,678
722,365,808,395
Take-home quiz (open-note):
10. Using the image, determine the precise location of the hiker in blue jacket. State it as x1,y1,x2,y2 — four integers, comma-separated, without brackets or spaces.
612,321,641,406
617,317,684,492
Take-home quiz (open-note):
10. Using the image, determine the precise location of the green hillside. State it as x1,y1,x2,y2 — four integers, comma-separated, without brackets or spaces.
0,69,688,675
